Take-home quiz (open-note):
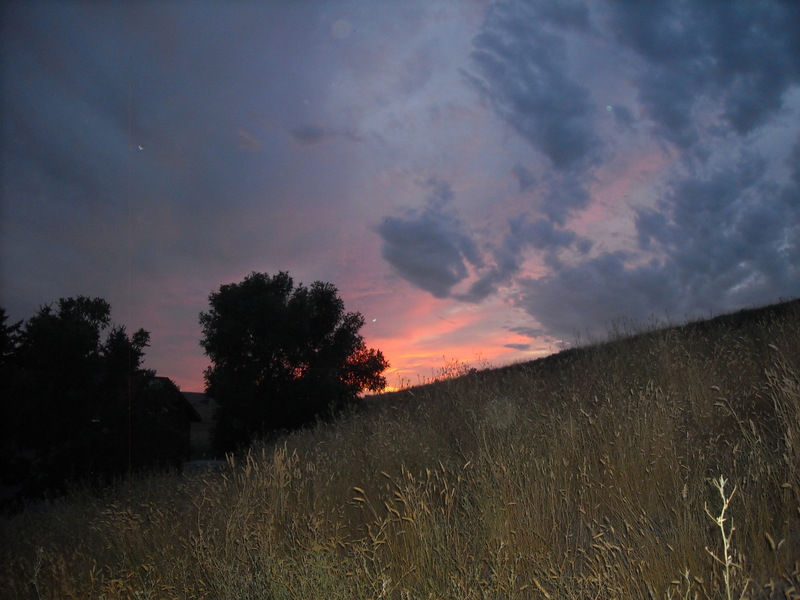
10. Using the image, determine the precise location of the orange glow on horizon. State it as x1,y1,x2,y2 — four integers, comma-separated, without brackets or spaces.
363,292,553,390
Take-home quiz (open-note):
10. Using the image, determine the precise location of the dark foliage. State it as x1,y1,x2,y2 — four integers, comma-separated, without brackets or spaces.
200,271,388,454
0,298,189,510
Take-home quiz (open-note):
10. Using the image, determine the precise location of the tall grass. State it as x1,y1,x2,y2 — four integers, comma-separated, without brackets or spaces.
1,300,798,599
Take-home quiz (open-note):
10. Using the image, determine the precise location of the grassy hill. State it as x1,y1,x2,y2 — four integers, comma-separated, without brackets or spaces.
1,299,798,599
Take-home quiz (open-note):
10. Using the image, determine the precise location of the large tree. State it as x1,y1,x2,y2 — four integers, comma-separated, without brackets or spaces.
199,271,388,452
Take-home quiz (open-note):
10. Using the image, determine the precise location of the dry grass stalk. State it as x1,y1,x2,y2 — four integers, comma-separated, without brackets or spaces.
0,299,798,599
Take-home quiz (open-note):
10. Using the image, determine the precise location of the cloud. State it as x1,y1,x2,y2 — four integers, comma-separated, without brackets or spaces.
540,172,594,225
504,343,530,351
507,325,545,339
638,151,800,301
514,252,679,341
610,105,635,130
607,0,800,146
466,0,602,171
515,147,800,342
376,180,482,299
456,1,800,347
510,164,536,191
461,215,588,303
535,0,590,31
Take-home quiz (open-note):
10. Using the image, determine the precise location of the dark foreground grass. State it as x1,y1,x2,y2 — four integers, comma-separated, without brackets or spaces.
1,300,798,599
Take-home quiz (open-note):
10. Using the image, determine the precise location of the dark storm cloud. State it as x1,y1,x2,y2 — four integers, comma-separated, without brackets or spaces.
377,180,482,299
467,0,602,172
514,215,582,251
516,148,800,342
378,178,595,303
638,152,800,301
509,165,596,228
514,252,679,340
511,164,536,192
540,173,594,225
535,0,590,31
453,0,800,348
610,105,635,130
508,325,545,339
607,0,800,146
461,215,588,303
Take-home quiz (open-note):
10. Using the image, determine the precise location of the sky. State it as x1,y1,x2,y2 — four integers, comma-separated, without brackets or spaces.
2,0,799,392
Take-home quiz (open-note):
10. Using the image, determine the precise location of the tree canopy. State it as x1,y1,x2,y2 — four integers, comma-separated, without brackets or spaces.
199,271,388,453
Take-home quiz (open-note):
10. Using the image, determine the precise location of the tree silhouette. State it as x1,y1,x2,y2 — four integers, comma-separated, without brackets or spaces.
199,271,388,453
0,297,186,507
0,308,22,487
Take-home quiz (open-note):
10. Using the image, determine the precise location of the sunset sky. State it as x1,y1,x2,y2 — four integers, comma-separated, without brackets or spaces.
2,0,799,392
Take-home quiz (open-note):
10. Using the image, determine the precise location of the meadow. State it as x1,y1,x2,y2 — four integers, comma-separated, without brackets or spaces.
1,300,798,599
